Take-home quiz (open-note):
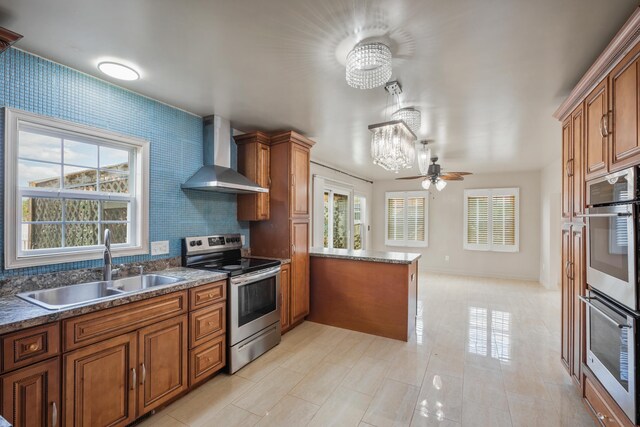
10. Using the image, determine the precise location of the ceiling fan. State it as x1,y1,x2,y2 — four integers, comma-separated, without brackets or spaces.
396,141,471,191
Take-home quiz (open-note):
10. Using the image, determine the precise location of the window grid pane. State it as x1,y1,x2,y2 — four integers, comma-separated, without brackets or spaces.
467,196,489,245
492,195,516,246
387,197,405,241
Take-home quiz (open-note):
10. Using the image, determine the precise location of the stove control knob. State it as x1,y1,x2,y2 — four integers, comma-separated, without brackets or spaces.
235,237,241,243
189,241,196,247
197,240,203,246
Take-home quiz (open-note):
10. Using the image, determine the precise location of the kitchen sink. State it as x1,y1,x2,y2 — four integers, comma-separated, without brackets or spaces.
17,274,185,310
109,274,184,292
17,281,125,310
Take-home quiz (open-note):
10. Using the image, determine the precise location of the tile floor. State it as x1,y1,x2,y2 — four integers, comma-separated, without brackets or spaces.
140,273,595,427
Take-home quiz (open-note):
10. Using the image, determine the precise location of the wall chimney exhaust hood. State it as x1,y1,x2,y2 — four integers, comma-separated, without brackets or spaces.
182,116,268,194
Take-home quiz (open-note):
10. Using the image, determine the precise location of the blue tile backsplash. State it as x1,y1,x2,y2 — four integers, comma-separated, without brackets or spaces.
0,48,249,278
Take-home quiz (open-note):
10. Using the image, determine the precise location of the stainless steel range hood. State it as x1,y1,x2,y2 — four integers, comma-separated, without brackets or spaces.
182,116,268,194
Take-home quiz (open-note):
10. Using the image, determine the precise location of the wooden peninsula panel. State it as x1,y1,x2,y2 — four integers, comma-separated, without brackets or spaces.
308,254,418,341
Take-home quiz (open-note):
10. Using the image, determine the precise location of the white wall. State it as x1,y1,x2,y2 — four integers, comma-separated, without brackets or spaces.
539,159,562,289
372,171,542,281
309,161,374,250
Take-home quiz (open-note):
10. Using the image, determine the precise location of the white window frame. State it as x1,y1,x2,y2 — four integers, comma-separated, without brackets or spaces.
4,108,150,269
384,191,429,248
323,182,353,250
353,193,366,250
463,187,519,253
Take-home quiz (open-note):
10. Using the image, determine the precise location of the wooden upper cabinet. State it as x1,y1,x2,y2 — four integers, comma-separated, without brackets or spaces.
290,143,310,218
1,357,60,427
609,42,640,172
584,79,609,180
572,104,584,217
64,332,137,427
236,132,271,221
562,116,573,219
290,220,310,323
137,315,188,415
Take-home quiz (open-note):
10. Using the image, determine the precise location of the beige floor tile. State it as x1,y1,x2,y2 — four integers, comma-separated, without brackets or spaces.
502,369,551,400
460,401,512,427
341,356,390,396
168,374,255,424
290,361,350,405
362,378,420,427
192,404,261,427
324,332,375,368
256,395,319,427
417,373,463,422
462,365,509,412
308,386,372,427
426,349,464,379
235,345,295,382
281,342,332,374
137,413,187,427
234,366,305,416
507,393,562,427
386,349,430,387
364,336,405,361
410,410,461,427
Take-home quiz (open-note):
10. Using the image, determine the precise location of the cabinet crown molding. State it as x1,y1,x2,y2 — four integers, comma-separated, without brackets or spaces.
554,6,640,121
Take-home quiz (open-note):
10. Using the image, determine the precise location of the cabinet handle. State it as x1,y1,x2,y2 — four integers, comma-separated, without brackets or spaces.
603,111,611,137
570,261,575,280
268,176,272,188
51,401,57,427
565,262,570,279
291,244,295,254
141,363,146,384
131,368,137,390
26,342,39,352
600,114,606,137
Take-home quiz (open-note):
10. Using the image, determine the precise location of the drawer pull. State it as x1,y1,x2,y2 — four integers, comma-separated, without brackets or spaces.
596,412,611,423
25,342,40,352
207,321,215,326
208,293,214,298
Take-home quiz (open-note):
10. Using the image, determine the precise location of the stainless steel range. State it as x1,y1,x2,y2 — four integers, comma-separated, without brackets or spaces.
183,234,281,373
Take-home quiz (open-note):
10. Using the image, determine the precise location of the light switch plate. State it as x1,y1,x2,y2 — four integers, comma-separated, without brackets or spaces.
151,241,169,256
241,235,246,246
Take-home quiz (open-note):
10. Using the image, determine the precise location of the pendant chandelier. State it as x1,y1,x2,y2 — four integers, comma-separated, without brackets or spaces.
392,107,421,135
369,81,418,172
346,42,392,89
417,140,432,175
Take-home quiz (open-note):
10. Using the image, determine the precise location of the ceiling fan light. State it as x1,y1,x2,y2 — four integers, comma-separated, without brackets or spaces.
346,42,392,89
421,178,431,190
435,179,447,191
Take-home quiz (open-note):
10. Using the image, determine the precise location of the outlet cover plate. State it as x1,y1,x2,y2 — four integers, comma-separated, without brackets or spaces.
151,241,169,256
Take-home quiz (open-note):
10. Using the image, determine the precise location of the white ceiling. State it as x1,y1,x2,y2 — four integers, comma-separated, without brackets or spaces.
0,0,637,180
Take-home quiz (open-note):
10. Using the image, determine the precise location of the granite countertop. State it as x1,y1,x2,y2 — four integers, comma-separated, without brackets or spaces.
309,247,421,264
0,267,228,335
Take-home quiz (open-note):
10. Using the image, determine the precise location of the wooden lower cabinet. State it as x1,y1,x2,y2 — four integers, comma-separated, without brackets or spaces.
584,372,631,427
137,315,188,415
1,357,60,427
189,335,225,387
63,333,137,427
290,220,310,324
280,263,291,333
561,225,572,371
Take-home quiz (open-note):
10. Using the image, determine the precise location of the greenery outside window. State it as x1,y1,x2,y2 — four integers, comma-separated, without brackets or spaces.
4,108,150,269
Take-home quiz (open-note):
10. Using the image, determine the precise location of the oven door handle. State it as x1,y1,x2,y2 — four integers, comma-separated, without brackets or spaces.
230,266,281,286
575,212,632,218
579,296,630,329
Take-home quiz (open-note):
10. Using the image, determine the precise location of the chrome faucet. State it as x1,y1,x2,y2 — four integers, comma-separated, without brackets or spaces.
103,229,113,281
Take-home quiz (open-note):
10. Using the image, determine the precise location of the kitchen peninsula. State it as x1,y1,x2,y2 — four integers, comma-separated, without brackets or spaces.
308,248,420,341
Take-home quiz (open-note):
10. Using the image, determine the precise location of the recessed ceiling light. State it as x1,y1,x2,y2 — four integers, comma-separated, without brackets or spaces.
97,61,140,81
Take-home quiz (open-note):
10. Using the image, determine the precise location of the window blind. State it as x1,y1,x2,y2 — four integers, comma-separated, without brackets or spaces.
467,195,489,246
464,188,518,252
407,197,425,242
387,197,405,241
385,191,428,247
492,195,516,246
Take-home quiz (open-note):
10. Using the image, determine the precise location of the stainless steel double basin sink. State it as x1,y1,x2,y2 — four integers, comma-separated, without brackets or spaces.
17,274,185,310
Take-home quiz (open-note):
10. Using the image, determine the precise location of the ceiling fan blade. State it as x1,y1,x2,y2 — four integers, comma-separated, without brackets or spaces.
440,175,464,181
443,171,472,176
395,175,428,180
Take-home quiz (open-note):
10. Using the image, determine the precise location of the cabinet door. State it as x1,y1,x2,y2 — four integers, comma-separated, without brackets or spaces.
280,263,291,332
257,143,271,220
64,333,137,427
290,220,310,323
290,144,310,218
609,43,640,172
561,225,572,372
137,315,187,415
584,79,609,180
572,105,584,218
571,225,585,385
1,357,60,427
562,116,573,219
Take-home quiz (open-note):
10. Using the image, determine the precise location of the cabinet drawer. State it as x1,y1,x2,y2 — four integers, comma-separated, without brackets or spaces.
189,280,226,311
189,335,225,387
63,291,187,351
584,376,626,426
189,302,225,348
1,322,60,373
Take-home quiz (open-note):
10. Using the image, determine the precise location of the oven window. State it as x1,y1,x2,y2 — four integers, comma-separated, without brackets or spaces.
590,304,630,391
237,276,276,327
589,205,630,282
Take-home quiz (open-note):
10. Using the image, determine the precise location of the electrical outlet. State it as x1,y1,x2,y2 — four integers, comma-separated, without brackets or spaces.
445,255,450,262
151,241,169,256
240,235,246,246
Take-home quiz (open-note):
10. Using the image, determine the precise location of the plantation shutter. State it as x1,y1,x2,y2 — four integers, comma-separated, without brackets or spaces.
407,196,425,242
466,194,489,248
492,194,516,247
387,196,405,241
